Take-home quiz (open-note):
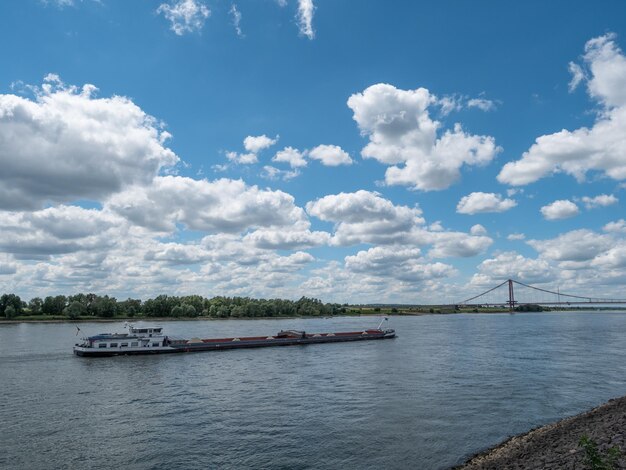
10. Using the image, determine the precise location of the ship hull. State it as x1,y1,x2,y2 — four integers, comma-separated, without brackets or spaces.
73,329,395,357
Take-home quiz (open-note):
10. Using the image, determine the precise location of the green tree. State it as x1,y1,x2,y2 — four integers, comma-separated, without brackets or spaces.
64,301,86,320
170,305,183,317
118,298,142,317
181,304,197,317
42,295,67,316
28,297,43,315
4,305,17,319
1,294,23,317
93,296,117,318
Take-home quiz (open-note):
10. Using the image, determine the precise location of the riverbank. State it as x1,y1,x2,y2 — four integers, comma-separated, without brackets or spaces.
456,395,626,469
0,311,444,324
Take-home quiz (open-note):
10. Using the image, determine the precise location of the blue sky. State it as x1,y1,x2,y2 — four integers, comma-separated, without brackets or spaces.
1,0,626,303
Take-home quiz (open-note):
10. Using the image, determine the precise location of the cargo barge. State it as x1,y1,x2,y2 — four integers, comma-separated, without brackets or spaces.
73,323,396,357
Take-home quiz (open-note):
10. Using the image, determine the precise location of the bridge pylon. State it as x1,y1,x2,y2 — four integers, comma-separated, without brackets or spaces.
508,279,515,312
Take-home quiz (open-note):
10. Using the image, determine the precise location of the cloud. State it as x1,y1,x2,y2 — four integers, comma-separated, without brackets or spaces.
528,229,613,262
581,194,618,209
540,200,580,220
472,252,555,285
435,94,497,115
243,228,330,250
347,83,499,191
107,176,309,234
470,224,487,236
436,95,462,115
306,190,424,245
243,134,277,153
507,233,526,241
230,4,243,37
0,76,177,210
308,144,353,166
306,190,491,256
568,62,586,92
225,134,278,165
456,192,517,214
306,191,423,224
498,34,626,186
157,0,210,36
467,98,496,112
344,246,456,283
0,206,121,259
0,258,17,275
591,241,626,269
273,146,307,168
297,0,315,40
427,231,492,258
260,165,300,181
472,227,626,297
604,219,626,233
42,0,77,7
226,151,257,165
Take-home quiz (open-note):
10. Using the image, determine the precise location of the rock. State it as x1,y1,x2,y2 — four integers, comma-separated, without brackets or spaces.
455,395,626,470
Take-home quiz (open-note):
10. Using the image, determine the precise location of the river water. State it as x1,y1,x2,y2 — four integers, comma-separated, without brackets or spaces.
2,312,626,469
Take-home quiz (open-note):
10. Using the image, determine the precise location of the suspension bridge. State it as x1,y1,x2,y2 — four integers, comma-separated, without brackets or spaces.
458,279,626,311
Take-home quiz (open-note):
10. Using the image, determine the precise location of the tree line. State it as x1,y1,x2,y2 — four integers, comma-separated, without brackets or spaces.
0,293,348,320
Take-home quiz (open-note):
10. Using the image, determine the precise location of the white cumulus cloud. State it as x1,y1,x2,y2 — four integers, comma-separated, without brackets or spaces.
347,83,500,191
604,219,626,233
0,76,178,210
581,194,618,209
541,199,580,220
470,224,487,236
244,134,277,153
540,200,580,220
273,146,307,168
308,144,353,166
528,229,613,262
456,192,517,214
226,151,257,165
472,252,555,285
345,246,456,283
107,176,309,234
306,190,424,246
499,33,626,186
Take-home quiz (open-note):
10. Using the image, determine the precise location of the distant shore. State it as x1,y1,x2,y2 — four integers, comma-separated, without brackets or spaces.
0,311,435,324
456,395,626,469
2,309,625,325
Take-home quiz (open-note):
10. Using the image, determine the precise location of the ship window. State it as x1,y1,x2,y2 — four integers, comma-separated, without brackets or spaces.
131,342,138,347
120,343,128,347
152,342,159,347
98,343,107,348
110,343,118,347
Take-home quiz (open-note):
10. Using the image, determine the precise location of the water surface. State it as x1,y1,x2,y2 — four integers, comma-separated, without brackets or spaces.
2,312,626,469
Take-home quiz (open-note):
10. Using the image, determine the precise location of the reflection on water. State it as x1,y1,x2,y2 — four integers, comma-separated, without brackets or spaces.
1,312,626,469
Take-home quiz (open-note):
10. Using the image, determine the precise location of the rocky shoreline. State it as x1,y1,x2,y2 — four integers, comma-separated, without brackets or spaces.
456,396,626,469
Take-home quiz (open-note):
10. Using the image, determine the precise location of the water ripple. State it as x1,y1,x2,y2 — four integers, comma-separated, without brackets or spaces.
2,313,626,469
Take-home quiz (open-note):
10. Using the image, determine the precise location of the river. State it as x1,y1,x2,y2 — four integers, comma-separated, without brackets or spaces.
2,312,626,469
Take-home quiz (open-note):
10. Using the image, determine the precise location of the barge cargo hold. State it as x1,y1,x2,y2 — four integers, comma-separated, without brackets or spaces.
73,324,396,357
